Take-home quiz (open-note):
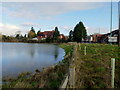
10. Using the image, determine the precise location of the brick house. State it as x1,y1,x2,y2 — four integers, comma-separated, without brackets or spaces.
37,31,55,40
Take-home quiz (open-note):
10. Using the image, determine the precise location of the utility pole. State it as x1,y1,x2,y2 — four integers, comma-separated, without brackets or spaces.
110,0,113,35
109,0,113,44
118,1,120,46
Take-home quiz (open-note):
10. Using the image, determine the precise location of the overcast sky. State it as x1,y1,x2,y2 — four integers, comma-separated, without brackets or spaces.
0,1,119,36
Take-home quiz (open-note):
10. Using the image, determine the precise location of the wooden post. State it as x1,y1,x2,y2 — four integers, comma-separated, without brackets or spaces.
69,67,75,88
84,46,86,55
111,58,115,88
60,76,68,89
79,43,81,50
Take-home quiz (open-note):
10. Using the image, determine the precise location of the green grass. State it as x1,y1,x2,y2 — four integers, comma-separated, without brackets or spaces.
59,44,73,55
75,43,120,88
2,44,74,88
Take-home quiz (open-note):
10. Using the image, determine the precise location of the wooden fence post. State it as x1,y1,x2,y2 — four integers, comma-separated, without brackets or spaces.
84,46,86,55
111,58,115,88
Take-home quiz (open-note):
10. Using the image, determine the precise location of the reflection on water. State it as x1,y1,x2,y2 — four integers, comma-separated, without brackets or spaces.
54,45,59,60
2,43,65,78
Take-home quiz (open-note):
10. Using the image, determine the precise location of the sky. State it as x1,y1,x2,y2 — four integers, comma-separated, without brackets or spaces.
0,1,119,36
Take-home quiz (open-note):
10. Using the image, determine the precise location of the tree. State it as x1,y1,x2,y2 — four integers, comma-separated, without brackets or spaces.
73,21,87,42
31,27,35,33
53,27,60,41
46,37,51,43
16,34,20,39
37,30,40,36
68,30,73,42
28,27,36,38
24,34,27,38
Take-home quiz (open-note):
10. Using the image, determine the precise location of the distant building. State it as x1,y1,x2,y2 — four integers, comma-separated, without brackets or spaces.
97,34,107,43
37,31,55,40
86,34,103,43
92,34,103,42
58,34,65,39
37,30,65,40
64,36,69,41
32,38,38,41
37,32,45,40
43,31,55,38
95,29,119,44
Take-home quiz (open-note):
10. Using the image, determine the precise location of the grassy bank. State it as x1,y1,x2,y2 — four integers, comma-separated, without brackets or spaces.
75,43,120,88
2,44,73,88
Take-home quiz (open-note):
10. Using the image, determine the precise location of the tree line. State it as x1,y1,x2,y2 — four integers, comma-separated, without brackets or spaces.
27,26,64,43
1,21,87,43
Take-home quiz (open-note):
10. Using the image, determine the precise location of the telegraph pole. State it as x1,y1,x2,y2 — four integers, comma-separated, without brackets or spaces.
118,1,120,46
110,0,113,34
109,0,113,44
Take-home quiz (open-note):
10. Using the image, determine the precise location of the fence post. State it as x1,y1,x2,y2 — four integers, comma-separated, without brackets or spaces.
84,46,86,55
111,58,115,88
79,43,81,50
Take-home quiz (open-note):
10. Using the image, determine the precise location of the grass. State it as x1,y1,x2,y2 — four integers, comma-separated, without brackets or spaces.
3,43,119,88
2,44,74,88
75,43,120,88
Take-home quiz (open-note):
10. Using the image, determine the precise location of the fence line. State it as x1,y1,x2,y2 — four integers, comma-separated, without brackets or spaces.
60,43,77,89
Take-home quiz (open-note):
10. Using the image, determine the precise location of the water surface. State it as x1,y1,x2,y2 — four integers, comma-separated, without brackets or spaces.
2,43,65,78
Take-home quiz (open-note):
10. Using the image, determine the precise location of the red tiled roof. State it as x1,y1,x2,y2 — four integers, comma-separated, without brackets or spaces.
37,31,55,38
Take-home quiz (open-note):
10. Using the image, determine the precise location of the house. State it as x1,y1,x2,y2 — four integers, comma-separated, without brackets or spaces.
97,34,108,43
106,29,118,44
44,31,55,38
37,30,66,41
86,34,103,43
37,32,45,40
64,36,69,41
92,34,103,42
97,29,119,44
58,34,65,39
37,31,55,40
85,35,93,42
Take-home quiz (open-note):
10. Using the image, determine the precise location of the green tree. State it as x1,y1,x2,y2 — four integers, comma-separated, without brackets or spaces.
73,21,87,42
16,34,20,39
31,27,35,33
53,27,60,41
37,30,40,36
28,27,36,38
68,30,73,42
24,34,27,38
46,37,51,43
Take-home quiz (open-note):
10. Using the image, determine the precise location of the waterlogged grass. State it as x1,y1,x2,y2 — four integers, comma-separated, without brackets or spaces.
2,44,73,88
75,43,120,88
